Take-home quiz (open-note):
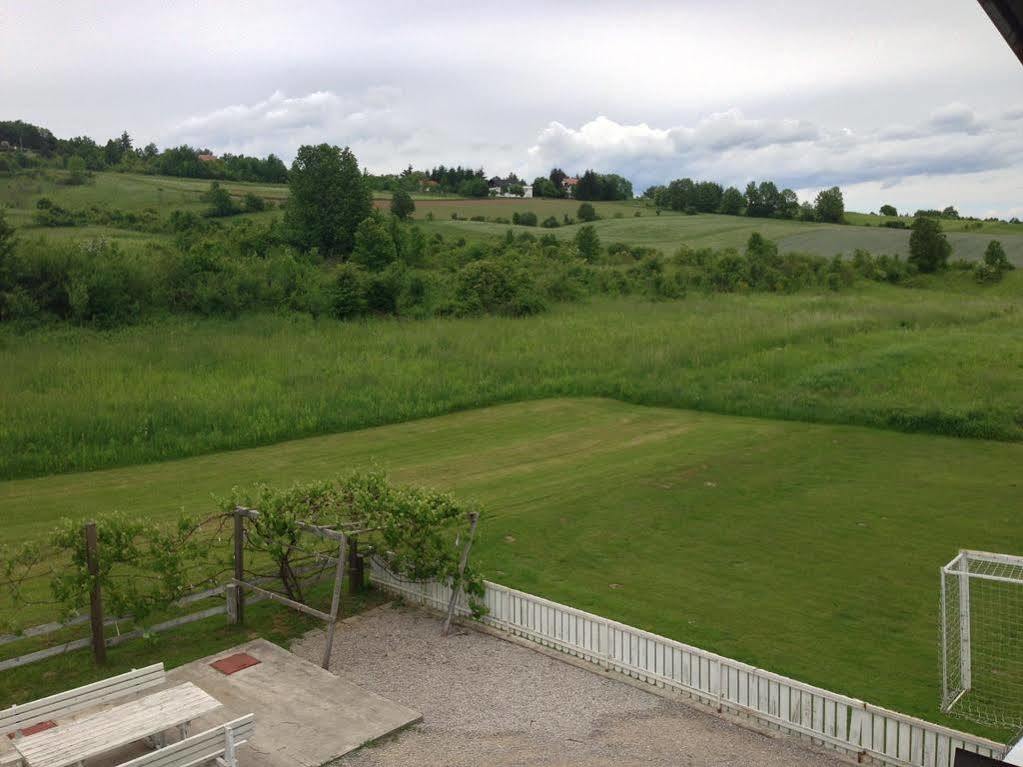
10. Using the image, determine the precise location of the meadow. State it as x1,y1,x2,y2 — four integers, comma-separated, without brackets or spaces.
2,397,1022,732
2,279,1022,480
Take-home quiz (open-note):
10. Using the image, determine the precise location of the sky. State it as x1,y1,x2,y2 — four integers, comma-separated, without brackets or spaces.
2,0,1022,217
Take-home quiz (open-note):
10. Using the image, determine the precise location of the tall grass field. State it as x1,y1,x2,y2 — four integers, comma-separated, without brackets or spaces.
2,282,1022,480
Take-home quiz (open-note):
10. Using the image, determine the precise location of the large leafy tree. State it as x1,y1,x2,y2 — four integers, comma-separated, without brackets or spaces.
814,186,845,223
908,215,951,272
718,186,744,215
285,144,372,256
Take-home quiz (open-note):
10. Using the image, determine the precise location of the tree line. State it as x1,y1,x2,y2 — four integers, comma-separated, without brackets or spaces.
642,177,845,223
0,120,288,183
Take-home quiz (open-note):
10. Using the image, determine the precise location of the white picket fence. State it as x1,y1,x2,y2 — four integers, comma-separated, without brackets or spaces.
368,558,1007,767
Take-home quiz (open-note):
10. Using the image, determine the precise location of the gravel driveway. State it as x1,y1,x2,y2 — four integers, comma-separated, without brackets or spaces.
293,604,847,767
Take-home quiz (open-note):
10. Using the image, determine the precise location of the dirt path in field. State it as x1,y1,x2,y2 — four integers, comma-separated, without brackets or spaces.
293,603,848,767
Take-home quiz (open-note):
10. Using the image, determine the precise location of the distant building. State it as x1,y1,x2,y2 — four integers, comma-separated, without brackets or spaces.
197,153,217,162
487,177,533,198
562,177,579,197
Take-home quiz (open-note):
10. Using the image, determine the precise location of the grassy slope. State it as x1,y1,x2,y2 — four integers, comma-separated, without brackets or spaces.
5,171,1021,262
2,397,1021,731
421,211,1023,263
3,282,1022,480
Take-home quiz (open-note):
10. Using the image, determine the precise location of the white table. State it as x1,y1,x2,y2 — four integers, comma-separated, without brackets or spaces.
11,682,221,767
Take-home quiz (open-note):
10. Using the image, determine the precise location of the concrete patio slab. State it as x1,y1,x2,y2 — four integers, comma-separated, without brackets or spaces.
0,638,421,767
164,638,422,766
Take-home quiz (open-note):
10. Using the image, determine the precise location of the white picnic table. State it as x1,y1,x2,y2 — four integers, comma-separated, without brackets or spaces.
11,682,221,767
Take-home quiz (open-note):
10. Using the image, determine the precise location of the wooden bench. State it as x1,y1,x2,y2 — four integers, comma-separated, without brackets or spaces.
116,715,254,767
10,682,221,767
0,664,165,740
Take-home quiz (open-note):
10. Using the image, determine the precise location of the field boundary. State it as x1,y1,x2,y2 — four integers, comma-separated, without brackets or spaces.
367,557,1006,767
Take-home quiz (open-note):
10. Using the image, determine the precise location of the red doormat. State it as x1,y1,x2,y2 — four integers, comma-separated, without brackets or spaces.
210,652,261,675
7,721,56,739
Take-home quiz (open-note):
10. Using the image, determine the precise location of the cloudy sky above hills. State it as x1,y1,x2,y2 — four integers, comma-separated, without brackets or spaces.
3,0,1022,216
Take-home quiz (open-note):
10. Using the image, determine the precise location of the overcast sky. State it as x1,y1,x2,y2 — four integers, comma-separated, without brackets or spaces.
3,0,1022,216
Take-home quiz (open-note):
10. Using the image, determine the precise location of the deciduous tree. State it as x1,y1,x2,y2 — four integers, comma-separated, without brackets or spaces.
908,215,951,272
284,144,372,256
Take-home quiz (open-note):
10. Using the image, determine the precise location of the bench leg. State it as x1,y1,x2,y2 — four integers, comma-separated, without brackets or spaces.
145,732,167,749
178,721,191,740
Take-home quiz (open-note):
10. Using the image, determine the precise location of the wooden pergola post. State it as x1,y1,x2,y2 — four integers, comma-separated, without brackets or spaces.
320,535,347,670
233,510,245,625
443,511,479,636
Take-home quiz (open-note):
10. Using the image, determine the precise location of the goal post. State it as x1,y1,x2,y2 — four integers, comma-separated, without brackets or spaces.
941,550,1023,730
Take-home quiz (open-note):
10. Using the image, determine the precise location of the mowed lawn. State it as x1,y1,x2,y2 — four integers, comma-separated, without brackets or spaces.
2,397,1021,730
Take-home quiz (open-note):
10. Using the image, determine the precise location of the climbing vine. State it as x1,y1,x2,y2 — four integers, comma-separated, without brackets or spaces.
47,512,223,624
223,471,487,617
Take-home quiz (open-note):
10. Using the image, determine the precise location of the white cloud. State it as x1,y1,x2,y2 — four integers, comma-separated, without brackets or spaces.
523,106,1023,216
161,89,419,165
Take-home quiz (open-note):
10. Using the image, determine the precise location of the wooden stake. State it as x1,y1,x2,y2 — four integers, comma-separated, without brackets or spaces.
233,510,245,625
84,522,106,665
321,535,347,670
443,511,479,636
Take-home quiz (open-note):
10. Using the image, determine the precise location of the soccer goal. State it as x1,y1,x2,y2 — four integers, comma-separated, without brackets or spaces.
941,550,1023,730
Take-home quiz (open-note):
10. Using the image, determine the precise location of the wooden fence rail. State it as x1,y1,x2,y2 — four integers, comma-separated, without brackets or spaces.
367,557,1007,767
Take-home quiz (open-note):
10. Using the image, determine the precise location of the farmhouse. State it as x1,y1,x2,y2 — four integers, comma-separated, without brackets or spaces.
562,176,578,196
488,175,533,198
197,153,217,162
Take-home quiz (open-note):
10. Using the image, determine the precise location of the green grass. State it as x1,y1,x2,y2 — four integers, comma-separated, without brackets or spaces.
846,211,1023,236
6,172,1020,266
779,227,1023,266
0,580,385,707
2,398,1020,734
3,280,1022,481
421,210,1023,265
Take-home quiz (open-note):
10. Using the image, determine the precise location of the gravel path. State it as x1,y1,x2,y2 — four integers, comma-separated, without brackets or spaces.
292,604,848,767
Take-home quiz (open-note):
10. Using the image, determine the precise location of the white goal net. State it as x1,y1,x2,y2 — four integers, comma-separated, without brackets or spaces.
941,550,1023,730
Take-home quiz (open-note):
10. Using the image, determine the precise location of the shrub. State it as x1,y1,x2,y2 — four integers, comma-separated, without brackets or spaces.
882,220,906,229
453,258,545,316
975,240,1014,284
201,182,240,217
540,216,560,228
577,203,597,222
574,225,601,262
351,215,397,272
329,263,367,319
511,211,537,227
243,193,266,213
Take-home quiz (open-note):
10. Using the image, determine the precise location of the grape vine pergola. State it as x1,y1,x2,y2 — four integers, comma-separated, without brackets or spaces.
230,502,479,669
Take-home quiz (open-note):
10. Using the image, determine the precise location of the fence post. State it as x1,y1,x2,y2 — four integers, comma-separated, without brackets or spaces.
347,537,364,594
226,583,239,625
84,522,106,665
233,510,245,625
600,620,611,671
